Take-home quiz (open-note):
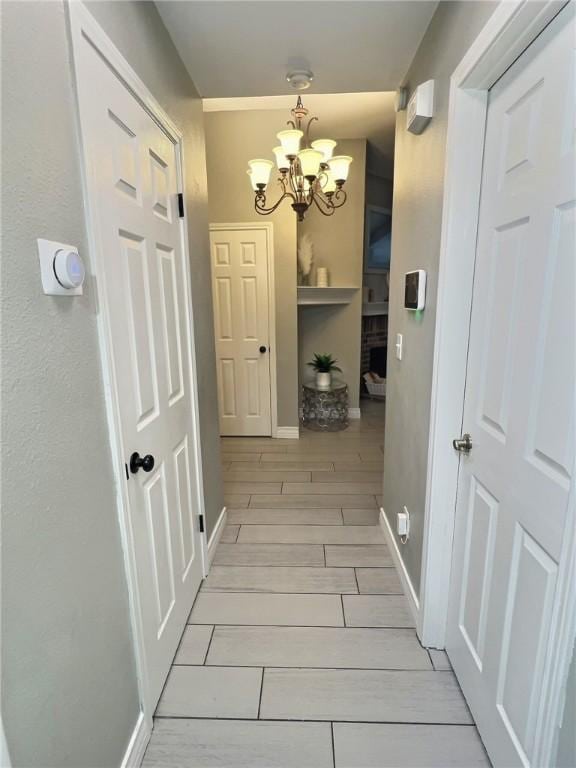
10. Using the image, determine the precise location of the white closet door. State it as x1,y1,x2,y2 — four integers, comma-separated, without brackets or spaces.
447,7,575,767
75,25,204,711
210,228,272,436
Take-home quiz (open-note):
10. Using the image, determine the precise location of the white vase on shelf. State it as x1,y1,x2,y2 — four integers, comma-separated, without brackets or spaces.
316,372,331,389
316,267,329,287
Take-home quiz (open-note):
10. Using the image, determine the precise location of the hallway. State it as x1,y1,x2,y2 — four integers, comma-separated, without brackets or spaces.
143,403,489,766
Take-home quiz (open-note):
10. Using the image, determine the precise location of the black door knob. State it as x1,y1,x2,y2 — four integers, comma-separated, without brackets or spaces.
130,452,155,474
259,345,267,353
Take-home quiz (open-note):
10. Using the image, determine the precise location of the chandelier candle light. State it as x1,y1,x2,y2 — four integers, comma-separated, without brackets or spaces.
247,96,353,221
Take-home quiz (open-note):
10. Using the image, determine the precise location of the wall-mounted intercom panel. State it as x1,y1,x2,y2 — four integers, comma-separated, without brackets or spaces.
404,269,426,311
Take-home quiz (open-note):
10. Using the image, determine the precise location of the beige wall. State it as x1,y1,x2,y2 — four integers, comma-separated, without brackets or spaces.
204,110,299,428
298,139,366,408
1,2,221,764
382,1,496,594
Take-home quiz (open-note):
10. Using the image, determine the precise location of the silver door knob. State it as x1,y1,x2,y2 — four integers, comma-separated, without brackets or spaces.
453,433,472,453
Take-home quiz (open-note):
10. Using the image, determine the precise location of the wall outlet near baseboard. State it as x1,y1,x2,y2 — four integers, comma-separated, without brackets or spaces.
397,506,410,540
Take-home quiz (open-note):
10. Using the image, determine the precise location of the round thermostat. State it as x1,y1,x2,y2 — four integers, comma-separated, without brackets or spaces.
53,248,86,290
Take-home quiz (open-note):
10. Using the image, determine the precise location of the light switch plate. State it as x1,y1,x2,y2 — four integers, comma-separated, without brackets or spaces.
395,333,403,360
397,506,410,538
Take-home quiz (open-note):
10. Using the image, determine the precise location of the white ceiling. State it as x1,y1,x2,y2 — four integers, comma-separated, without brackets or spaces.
157,1,438,98
204,92,397,175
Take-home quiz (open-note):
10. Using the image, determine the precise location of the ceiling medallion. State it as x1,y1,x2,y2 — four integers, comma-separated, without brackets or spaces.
247,95,353,222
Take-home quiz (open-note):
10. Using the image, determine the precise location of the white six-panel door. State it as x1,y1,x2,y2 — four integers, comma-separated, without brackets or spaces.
447,7,575,767
210,227,272,436
74,22,205,711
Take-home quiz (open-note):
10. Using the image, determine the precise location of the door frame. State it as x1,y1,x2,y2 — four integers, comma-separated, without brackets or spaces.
68,0,209,739
420,0,575,762
209,222,278,438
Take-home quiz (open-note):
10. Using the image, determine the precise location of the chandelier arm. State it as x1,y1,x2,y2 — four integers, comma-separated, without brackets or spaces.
254,190,295,216
288,162,304,200
316,169,329,190
311,191,336,217
304,116,319,147
288,166,298,197
325,188,348,209
277,174,296,202
278,174,290,195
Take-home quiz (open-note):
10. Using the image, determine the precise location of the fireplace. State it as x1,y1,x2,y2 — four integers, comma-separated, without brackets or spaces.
360,313,388,393
369,345,387,378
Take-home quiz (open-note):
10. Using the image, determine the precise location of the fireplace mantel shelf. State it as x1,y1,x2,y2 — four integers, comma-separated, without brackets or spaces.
297,286,358,306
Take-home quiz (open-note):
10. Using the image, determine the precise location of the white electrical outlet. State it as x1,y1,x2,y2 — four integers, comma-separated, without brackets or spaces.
397,506,410,539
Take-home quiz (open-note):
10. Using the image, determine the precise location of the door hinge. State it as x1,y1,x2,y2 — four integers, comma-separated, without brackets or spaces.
198,514,205,533
177,192,185,219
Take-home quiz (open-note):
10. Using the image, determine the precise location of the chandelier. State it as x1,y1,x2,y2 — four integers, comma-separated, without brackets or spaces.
247,96,353,222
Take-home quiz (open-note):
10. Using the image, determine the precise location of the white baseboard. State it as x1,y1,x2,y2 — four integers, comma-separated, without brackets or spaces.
120,711,149,768
379,506,420,628
276,426,300,439
207,506,227,567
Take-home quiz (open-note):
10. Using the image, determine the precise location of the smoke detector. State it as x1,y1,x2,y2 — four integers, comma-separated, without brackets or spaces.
286,70,314,91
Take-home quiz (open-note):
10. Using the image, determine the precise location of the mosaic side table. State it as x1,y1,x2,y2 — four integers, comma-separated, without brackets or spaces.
301,380,349,432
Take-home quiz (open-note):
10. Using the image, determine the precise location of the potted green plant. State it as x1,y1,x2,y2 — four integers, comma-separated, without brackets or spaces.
307,353,342,390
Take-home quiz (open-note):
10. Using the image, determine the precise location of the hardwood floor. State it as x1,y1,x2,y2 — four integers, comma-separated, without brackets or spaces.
143,401,490,767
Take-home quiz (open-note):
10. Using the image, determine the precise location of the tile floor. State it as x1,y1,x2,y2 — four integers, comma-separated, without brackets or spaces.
143,401,490,767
